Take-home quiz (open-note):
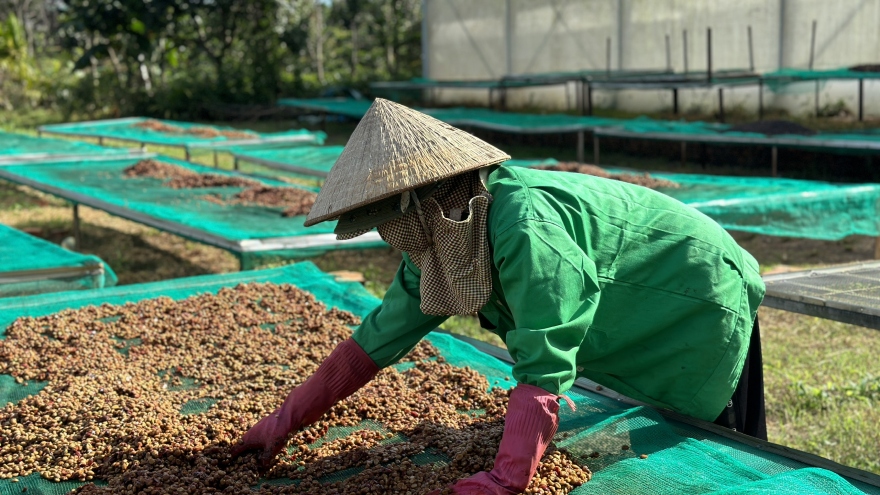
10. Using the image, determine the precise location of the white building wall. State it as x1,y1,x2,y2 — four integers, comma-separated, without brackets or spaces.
424,0,880,117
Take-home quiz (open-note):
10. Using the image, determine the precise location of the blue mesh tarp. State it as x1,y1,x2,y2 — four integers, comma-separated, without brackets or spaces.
0,262,876,494
0,223,117,296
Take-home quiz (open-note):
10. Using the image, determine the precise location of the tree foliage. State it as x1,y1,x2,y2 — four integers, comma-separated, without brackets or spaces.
0,0,422,117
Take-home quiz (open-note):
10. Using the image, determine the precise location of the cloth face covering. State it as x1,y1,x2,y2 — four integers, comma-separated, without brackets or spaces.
379,171,493,316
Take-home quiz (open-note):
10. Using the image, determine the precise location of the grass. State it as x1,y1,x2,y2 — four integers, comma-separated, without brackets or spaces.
1,110,879,477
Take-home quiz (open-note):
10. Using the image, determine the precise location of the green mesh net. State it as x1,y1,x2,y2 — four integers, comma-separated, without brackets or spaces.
508,161,880,241
765,67,880,94
0,131,133,161
278,98,375,119
277,98,625,131
222,148,880,241
278,98,880,154
593,117,880,152
426,107,621,133
0,262,877,495
0,223,117,297
231,145,346,177
37,118,326,155
229,145,557,180
0,155,384,267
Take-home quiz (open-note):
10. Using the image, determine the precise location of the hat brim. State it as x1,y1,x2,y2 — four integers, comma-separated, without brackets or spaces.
333,182,443,236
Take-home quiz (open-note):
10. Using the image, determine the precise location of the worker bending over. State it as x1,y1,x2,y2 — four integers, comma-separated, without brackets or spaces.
231,99,766,494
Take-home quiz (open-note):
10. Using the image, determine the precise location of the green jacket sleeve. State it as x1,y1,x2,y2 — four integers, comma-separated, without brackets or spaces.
494,219,601,395
352,253,449,368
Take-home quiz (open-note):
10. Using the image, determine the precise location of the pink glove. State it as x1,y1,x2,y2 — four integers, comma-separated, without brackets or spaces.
229,338,379,469
434,384,571,495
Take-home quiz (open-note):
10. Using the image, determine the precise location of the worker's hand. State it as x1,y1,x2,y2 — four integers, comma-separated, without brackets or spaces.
228,400,299,470
427,384,571,495
227,338,379,470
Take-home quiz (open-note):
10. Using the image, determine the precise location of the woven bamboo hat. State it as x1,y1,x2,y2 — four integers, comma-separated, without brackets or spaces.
304,98,510,228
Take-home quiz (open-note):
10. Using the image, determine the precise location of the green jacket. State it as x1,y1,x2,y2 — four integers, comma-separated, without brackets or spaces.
352,165,765,421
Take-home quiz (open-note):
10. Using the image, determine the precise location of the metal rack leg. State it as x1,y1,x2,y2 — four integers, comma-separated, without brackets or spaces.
673,88,679,114
718,88,725,123
859,79,864,122
681,142,687,167
593,135,600,165
771,146,778,177
72,204,81,251
758,79,764,120
576,131,585,163
587,86,593,116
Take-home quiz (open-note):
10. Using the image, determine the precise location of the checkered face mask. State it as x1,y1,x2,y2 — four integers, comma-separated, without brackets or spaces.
378,172,493,316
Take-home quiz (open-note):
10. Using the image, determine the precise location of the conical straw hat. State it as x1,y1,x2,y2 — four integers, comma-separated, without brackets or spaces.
304,98,510,227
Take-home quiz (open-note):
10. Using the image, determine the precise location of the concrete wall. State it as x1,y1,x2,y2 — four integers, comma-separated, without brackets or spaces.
424,0,880,117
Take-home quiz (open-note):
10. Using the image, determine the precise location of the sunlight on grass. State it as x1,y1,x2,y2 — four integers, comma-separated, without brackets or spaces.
761,307,880,474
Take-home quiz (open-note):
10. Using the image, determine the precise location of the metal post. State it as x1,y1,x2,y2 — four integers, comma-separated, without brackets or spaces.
809,20,817,70
707,28,713,83
778,0,787,70
748,26,754,72
577,131,585,163
587,85,594,116
72,204,81,251
718,88,725,123
577,79,587,115
759,78,764,120
681,142,687,167
593,134,600,165
665,34,671,72
421,0,430,79
606,37,612,78
771,146,778,177
683,29,689,74
859,79,864,121
673,88,679,114
505,0,513,76
815,81,820,117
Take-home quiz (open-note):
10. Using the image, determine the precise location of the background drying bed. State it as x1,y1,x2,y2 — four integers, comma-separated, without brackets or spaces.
230,146,556,180
37,118,326,157
0,155,384,268
0,263,877,495
0,223,116,297
0,132,134,162
228,150,880,241
635,169,880,240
